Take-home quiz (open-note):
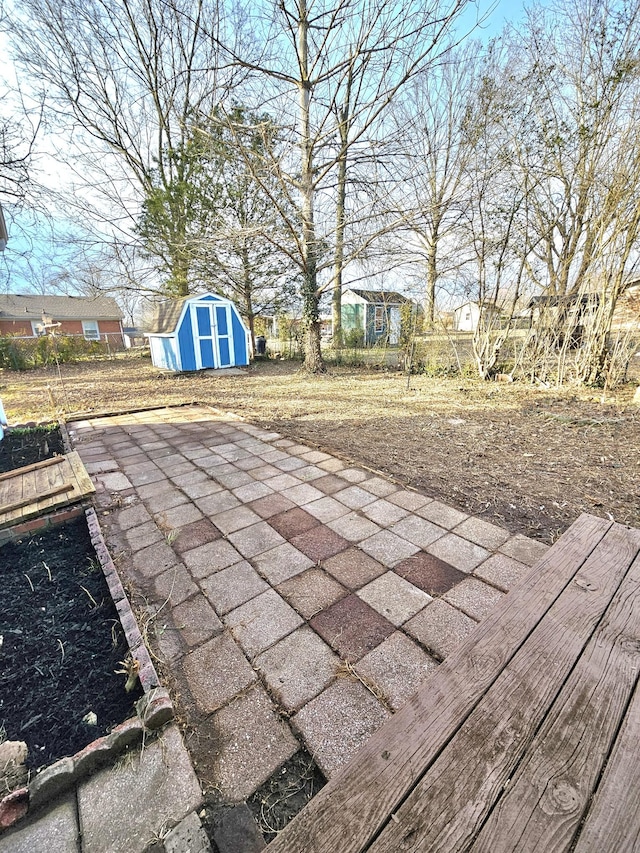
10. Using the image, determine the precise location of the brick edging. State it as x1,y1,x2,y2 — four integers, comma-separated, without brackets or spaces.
0,504,89,546
85,507,174,718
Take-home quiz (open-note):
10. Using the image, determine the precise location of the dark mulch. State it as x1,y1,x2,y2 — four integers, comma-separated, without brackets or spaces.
0,425,65,474
246,751,326,843
1,515,141,772
202,750,326,850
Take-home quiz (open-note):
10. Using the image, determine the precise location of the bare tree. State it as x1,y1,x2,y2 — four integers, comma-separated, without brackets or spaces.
137,105,300,347
4,0,239,296
389,41,482,327
217,0,472,371
500,0,640,306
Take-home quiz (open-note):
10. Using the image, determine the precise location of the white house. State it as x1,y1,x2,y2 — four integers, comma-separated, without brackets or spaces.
453,301,501,332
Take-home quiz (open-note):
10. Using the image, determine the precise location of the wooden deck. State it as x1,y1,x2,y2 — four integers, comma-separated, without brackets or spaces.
269,514,640,853
0,452,95,529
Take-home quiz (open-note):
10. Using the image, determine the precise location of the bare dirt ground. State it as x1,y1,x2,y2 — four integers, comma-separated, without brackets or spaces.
2,356,638,543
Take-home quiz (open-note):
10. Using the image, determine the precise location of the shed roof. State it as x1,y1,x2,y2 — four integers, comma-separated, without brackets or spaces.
347,288,411,304
146,298,189,334
0,293,122,320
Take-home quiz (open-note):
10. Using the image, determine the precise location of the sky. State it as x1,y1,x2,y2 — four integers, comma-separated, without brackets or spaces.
0,0,529,294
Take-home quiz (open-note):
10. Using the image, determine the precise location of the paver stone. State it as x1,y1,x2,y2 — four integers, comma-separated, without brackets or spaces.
442,577,505,621
405,599,478,659
254,626,341,711
394,551,467,595
277,568,347,619
182,633,257,714
171,594,224,647
186,685,298,801
310,594,395,661
426,533,490,573
228,521,285,559
201,561,269,615
224,588,303,659
323,548,386,590
356,572,432,626
355,631,439,711
0,794,78,853
77,725,202,853
293,679,390,778
500,534,549,566
290,526,350,563
473,552,530,592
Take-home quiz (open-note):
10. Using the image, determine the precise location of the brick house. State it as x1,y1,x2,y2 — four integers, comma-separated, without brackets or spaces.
0,294,125,346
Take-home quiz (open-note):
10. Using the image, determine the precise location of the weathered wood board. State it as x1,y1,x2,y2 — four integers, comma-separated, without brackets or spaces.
0,452,95,529
268,514,640,853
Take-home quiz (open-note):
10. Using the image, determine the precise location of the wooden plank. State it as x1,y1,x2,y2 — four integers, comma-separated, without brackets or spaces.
267,514,612,853
572,656,640,851
367,522,640,853
65,450,96,497
0,452,95,528
18,466,39,520
32,462,64,515
469,548,640,852
0,455,64,482
0,482,75,515
0,471,24,514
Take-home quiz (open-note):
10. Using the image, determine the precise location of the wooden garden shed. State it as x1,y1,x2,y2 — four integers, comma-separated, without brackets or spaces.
146,293,250,372
341,288,412,346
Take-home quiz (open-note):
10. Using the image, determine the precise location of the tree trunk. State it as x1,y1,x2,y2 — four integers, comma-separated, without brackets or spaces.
331,145,347,346
170,253,190,297
425,238,437,328
331,77,352,348
298,0,324,373
241,241,256,354
304,317,323,372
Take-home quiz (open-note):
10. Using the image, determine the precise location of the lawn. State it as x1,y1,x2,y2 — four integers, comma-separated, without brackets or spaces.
2,355,638,542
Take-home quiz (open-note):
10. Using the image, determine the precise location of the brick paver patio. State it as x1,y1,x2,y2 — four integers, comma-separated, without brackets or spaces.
68,405,549,807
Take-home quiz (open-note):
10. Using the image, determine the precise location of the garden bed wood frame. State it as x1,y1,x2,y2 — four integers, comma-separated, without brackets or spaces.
0,452,95,529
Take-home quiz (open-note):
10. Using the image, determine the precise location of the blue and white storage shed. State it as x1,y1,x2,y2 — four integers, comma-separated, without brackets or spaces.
146,293,250,372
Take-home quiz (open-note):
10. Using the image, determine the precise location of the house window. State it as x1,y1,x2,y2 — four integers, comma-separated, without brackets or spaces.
31,321,44,337
374,306,384,333
82,320,100,341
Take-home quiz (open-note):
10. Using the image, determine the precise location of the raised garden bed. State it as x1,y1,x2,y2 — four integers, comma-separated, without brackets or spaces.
0,425,143,785
1,514,142,772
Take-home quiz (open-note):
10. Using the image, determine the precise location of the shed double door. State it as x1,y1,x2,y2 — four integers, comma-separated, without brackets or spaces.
192,302,234,369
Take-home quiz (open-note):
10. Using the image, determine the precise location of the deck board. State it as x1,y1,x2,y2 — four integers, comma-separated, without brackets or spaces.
368,522,640,853
268,514,616,853
470,547,640,853
572,651,640,853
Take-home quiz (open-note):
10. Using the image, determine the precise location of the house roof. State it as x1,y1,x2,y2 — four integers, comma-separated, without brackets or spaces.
0,293,123,320
527,293,597,309
454,300,499,312
346,288,411,304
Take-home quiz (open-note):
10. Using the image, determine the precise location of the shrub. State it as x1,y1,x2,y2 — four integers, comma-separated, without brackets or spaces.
0,335,110,370
343,328,364,349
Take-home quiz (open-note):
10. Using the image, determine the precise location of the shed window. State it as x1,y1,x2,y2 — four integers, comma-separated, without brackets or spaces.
82,320,100,341
374,306,384,333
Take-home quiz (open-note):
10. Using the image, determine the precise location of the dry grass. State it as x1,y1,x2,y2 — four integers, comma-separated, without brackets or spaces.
2,354,638,542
